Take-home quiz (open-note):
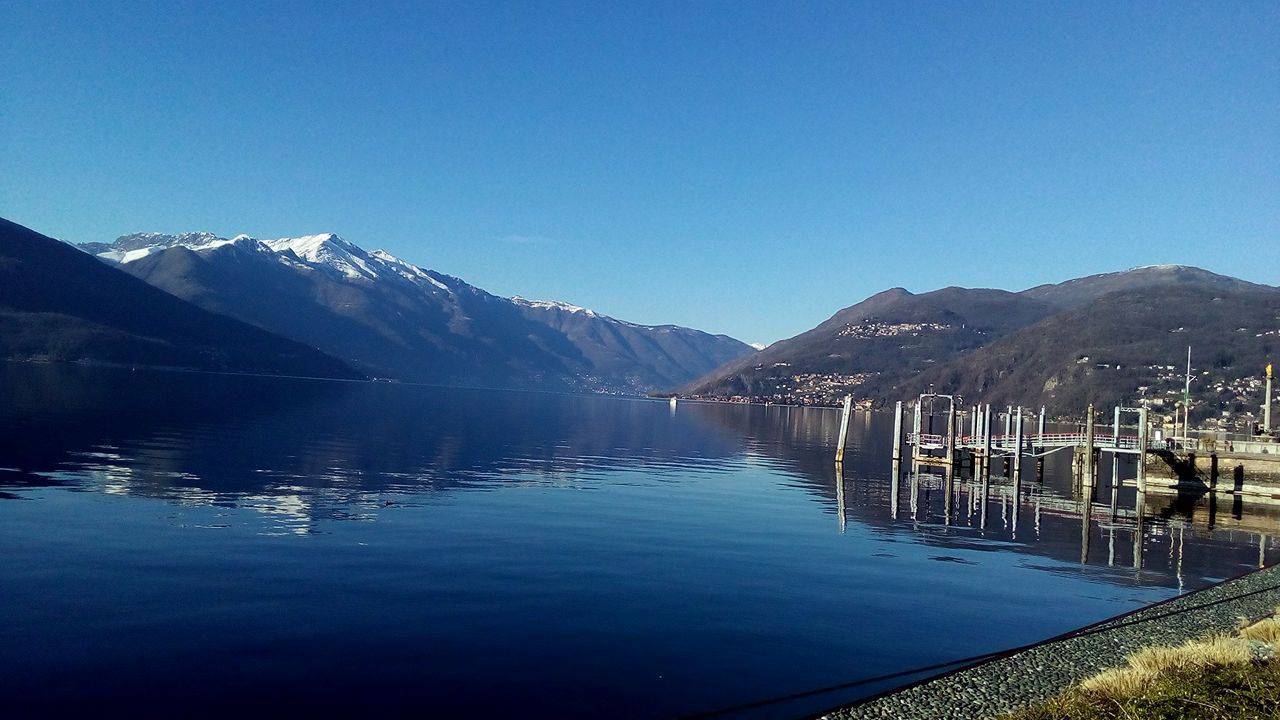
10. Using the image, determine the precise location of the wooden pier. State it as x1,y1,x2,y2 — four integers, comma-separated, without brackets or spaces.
858,393,1152,492
831,392,1280,512
832,393,1164,523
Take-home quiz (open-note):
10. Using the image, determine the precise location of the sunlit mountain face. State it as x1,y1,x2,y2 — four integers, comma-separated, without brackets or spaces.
80,230,753,393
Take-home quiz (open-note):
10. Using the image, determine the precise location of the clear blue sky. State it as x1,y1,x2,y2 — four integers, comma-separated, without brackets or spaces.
2,1,1276,345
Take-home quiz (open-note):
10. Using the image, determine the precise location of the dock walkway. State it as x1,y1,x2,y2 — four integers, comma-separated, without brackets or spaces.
911,431,1141,452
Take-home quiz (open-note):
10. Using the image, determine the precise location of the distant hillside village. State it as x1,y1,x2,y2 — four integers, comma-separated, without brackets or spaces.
688,323,1276,434
684,267,1280,432
690,358,1273,433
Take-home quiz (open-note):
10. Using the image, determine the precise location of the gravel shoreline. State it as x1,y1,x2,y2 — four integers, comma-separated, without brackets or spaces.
819,565,1280,720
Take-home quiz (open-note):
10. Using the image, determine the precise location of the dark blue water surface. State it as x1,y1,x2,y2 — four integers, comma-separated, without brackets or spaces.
0,364,1273,718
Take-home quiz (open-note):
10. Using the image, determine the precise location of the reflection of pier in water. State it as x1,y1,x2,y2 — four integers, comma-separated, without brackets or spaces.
823,391,1279,586
834,463,1275,586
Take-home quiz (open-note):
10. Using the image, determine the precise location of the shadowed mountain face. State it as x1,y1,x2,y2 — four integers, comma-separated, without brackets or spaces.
83,232,752,393
687,266,1279,414
0,218,359,379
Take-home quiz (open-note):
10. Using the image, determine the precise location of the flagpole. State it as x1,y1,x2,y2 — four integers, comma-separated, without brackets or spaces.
1266,362,1273,434
1183,346,1191,440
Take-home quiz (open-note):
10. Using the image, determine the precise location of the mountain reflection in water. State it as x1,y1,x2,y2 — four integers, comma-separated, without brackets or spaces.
0,363,1274,719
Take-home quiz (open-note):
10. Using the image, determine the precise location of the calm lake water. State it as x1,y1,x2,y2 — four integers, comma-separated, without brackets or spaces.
0,364,1273,718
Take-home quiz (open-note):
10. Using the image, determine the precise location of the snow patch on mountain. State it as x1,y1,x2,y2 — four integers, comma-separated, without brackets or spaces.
98,246,161,263
511,297,673,331
511,297,603,318
113,232,225,252
1127,264,1194,272
369,249,451,292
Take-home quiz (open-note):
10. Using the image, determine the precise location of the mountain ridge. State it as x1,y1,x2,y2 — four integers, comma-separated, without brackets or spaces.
1019,264,1269,309
0,218,360,379
81,230,752,393
685,265,1278,424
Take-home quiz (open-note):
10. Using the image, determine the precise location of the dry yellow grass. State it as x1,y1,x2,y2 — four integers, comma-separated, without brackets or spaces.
1074,665,1150,699
1076,635,1253,700
1005,608,1280,719
1240,614,1280,646
1126,634,1253,673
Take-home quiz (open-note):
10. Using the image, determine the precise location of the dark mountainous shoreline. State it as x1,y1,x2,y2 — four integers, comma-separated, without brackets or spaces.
5,213,1272,417
0,218,360,380
685,265,1278,422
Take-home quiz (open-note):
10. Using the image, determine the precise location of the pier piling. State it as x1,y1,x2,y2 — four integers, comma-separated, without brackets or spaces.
1136,406,1149,493
1111,406,1121,491
944,404,957,521
946,403,957,469
891,400,904,466
835,395,852,465
982,404,993,480
1084,404,1096,489
911,401,922,470
1012,407,1024,480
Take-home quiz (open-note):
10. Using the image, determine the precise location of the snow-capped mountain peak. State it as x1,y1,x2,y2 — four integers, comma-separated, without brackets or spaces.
263,233,382,280
86,232,700,331
265,233,348,259
96,231,243,263
90,230,459,293
69,227,754,393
